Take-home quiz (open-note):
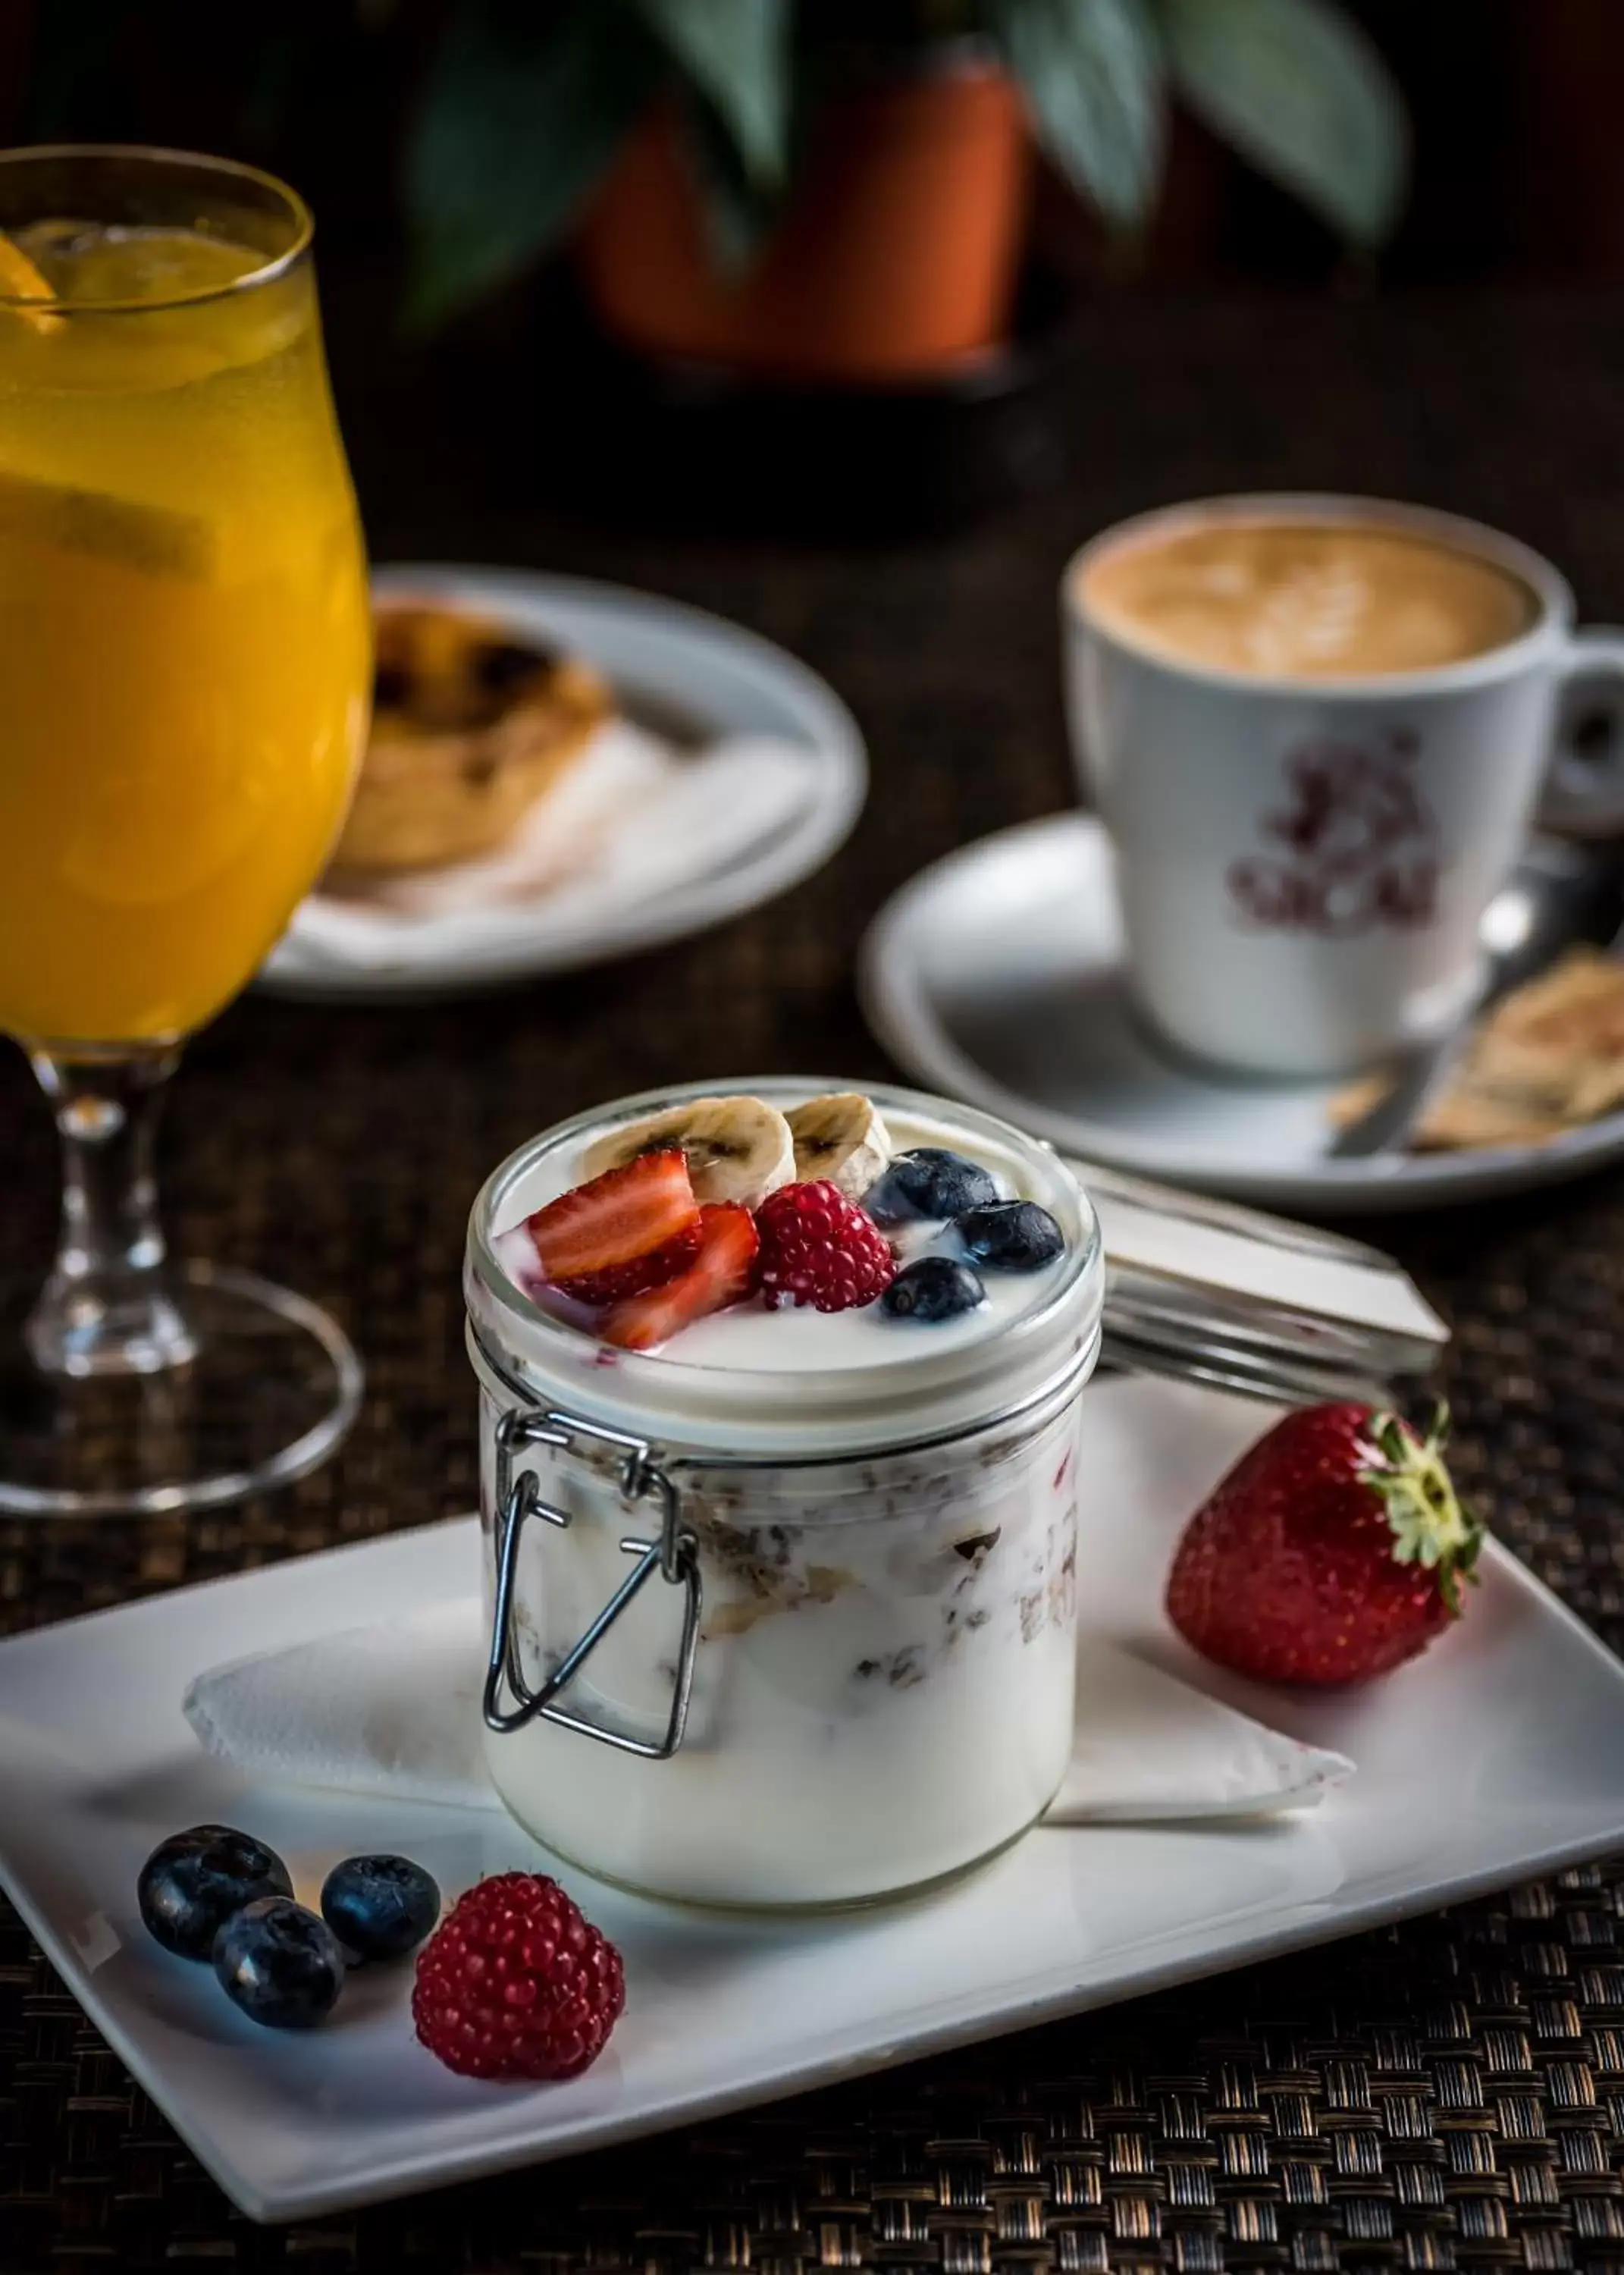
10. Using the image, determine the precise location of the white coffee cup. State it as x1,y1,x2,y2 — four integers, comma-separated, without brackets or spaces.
1062,494,1624,1079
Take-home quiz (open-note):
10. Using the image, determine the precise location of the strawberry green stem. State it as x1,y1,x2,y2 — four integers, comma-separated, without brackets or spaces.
1359,1402,1483,1615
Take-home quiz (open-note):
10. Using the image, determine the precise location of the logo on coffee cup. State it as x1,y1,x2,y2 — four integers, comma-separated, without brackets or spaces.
1227,730,1438,935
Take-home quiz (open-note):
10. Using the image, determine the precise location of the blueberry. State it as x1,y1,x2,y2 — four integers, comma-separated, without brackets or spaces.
881,1255,986,1322
212,1897,346,2030
864,1148,999,1226
955,1201,1065,1272
137,1825,293,1961
321,1854,440,1964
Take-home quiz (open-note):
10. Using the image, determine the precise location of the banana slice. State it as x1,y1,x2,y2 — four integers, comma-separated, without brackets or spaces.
785,1092,893,1202
582,1095,795,1208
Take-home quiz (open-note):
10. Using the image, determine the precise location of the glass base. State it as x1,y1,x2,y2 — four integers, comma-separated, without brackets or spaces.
0,1260,362,1516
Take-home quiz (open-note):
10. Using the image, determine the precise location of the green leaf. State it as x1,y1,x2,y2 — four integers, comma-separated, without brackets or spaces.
405,2,660,329
1158,0,1408,246
634,0,790,187
679,93,781,276
997,0,1165,229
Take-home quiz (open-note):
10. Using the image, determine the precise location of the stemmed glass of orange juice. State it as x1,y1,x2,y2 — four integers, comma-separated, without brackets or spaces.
0,147,370,1512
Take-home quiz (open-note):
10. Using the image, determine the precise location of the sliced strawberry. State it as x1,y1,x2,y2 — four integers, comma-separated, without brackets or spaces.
601,1204,760,1351
555,1222,704,1307
525,1150,699,1287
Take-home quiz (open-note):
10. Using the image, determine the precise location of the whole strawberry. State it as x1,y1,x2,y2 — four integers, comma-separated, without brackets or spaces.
1166,1402,1481,1686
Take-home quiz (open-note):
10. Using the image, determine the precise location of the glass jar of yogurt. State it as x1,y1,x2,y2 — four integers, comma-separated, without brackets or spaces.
465,1077,1103,1909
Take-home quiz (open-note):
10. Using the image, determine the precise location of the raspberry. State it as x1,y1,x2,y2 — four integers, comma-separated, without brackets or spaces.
412,1872,625,2081
754,1181,896,1313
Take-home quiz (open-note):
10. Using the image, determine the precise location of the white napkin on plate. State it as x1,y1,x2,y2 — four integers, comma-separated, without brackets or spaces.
277,720,820,976
183,1591,1352,1825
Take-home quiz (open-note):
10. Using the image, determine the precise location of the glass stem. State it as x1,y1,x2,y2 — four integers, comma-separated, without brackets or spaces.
25,1045,197,1379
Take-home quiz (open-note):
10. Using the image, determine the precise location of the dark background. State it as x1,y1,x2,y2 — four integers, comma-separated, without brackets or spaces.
12,0,1624,546
11,0,1624,293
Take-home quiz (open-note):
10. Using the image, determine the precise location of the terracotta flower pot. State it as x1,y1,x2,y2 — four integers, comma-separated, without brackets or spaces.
578,56,1032,385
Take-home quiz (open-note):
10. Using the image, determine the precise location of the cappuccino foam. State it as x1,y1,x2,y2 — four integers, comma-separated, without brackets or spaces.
1080,518,1538,679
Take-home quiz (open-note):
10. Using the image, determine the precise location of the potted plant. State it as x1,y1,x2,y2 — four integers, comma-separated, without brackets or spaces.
406,0,1408,381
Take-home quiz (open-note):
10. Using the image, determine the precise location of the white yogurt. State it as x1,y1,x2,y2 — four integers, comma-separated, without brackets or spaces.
490,1106,1068,1374
466,1078,1103,1909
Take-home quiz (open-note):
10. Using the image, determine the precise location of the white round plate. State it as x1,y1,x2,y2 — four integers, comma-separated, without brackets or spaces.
860,811,1624,1215
259,566,867,1000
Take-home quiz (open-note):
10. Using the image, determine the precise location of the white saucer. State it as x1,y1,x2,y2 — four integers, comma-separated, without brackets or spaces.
860,812,1624,1215
259,568,867,1000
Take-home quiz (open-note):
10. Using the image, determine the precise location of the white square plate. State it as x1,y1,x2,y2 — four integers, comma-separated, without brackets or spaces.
4,1378,1624,2224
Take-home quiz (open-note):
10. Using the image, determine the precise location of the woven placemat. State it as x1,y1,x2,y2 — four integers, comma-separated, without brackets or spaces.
8,285,1624,2266
5,1863,1623,2270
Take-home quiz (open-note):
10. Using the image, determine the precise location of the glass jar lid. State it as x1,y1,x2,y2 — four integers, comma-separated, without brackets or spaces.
466,1076,1103,1461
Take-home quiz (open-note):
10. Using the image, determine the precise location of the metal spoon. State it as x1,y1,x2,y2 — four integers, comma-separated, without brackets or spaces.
1329,835,1624,1158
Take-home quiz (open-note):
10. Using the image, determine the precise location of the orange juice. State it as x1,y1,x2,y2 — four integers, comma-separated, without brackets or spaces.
0,221,368,1041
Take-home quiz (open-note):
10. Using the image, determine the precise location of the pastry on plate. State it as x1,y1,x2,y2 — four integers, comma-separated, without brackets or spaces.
1329,946,1624,1149
328,601,613,875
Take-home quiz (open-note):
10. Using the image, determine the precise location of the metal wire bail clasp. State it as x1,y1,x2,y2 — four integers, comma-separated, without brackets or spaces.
483,1406,701,1759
